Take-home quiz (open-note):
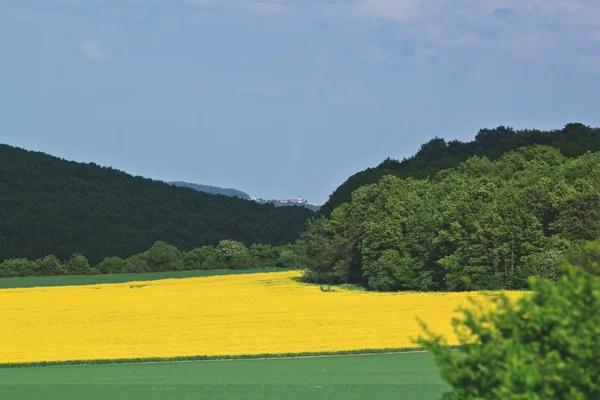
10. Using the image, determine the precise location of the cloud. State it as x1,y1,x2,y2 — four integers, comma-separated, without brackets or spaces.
78,39,108,61
341,0,600,65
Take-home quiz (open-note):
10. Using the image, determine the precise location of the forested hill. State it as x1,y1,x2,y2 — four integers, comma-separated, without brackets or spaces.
0,144,314,264
169,181,251,199
320,123,600,215
299,145,600,292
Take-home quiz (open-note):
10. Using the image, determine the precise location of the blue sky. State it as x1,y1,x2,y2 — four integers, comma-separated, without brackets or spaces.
1,0,600,203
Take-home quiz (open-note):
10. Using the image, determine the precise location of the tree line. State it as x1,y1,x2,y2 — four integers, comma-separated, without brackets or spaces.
0,144,314,265
296,145,600,291
320,123,600,215
0,240,302,278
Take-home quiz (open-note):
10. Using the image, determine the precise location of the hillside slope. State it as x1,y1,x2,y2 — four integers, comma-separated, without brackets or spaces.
320,123,600,215
169,181,251,199
0,144,314,264
299,145,600,291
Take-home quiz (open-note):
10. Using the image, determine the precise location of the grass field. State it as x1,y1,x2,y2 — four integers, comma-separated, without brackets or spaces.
0,268,287,289
0,353,448,400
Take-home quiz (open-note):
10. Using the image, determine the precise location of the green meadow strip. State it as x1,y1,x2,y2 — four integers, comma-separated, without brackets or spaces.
0,268,292,290
0,346,460,369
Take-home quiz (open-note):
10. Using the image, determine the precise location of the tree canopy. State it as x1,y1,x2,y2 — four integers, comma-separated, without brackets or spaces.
0,144,314,264
320,123,600,215
297,145,600,291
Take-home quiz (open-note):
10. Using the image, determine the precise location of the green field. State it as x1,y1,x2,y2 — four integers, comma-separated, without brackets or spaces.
0,268,288,289
0,353,446,400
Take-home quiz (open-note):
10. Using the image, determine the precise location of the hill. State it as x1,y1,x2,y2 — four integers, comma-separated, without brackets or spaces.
320,123,600,215
298,145,600,292
0,144,314,264
253,197,322,212
169,181,251,199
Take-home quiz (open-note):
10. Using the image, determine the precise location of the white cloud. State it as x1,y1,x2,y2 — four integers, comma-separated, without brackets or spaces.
343,0,600,63
78,39,108,61
351,0,600,28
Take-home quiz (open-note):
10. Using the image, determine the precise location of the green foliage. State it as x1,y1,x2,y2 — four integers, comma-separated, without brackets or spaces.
96,256,126,274
34,255,62,276
66,253,91,275
0,239,305,279
277,246,305,269
248,244,281,269
0,258,36,277
321,123,600,215
215,240,251,269
122,255,151,274
182,246,217,270
563,240,600,275
300,145,600,291
0,143,314,264
417,257,600,400
140,241,184,272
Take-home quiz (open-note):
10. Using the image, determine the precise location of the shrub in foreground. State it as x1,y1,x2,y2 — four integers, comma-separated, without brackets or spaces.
418,259,600,399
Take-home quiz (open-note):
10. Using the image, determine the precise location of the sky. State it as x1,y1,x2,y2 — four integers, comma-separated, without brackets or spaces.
1,0,600,204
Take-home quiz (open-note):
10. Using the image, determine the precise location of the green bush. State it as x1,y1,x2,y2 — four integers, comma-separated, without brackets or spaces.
418,258,600,399
66,253,91,275
0,258,36,277
140,241,184,272
96,256,126,274
34,255,62,276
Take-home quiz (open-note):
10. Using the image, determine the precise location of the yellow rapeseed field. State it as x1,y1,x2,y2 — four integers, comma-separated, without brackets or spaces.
0,270,524,364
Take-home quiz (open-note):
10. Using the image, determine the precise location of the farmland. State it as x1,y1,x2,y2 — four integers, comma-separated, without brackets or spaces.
0,270,524,365
0,353,447,400
0,268,286,290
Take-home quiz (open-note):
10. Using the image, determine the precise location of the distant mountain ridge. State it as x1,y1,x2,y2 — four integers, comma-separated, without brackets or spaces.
253,197,321,212
169,181,321,211
169,181,250,199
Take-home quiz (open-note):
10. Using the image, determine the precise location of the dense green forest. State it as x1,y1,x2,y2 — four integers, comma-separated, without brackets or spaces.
0,144,314,264
0,240,298,278
297,145,600,291
169,181,251,199
320,123,600,215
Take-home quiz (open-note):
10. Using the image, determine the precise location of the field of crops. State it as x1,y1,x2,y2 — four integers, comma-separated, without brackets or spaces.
0,353,447,400
0,268,286,289
0,270,524,365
